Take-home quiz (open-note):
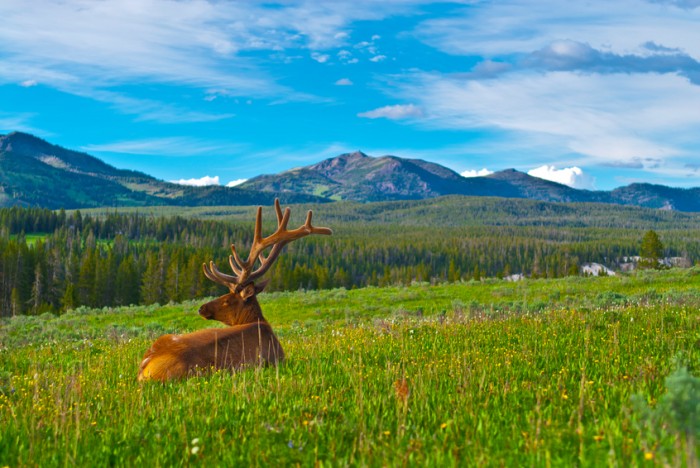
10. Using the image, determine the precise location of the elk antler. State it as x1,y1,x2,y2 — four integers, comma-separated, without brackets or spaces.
203,199,332,292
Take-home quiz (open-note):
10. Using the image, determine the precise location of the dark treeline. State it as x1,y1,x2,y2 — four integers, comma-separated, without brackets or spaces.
1,206,699,316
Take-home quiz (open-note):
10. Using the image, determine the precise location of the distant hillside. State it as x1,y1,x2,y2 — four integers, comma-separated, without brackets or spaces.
242,151,518,201
0,132,326,209
609,183,700,211
242,151,700,211
2,133,699,211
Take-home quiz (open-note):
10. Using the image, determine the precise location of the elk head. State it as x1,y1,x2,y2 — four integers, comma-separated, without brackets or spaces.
198,198,333,327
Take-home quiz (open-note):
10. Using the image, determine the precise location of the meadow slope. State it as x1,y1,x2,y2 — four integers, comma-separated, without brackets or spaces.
1,269,699,466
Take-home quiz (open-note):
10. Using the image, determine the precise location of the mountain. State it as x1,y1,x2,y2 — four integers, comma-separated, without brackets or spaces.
241,151,700,211
242,151,509,201
609,183,700,211
0,132,326,209
2,133,700,211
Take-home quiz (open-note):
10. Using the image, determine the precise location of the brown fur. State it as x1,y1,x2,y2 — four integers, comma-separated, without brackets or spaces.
137,282,283,382
137,199,331,382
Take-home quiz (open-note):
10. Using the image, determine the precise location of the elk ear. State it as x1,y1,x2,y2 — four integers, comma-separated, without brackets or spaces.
239,283,257,301
254,279,270,295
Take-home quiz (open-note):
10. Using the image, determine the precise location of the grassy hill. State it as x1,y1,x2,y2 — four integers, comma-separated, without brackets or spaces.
0,132,326,208
1,269,698,465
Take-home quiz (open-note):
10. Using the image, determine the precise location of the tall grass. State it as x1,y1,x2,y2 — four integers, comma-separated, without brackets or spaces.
1,269,699,465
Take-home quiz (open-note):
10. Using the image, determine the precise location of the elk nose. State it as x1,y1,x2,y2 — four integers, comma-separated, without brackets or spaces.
198,305,212,320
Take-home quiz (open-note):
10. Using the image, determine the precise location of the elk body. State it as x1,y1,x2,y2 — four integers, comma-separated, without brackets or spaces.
137,199,332,382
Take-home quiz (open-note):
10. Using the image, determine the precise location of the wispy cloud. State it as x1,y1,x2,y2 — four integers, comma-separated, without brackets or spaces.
389,71,700,174
0,1,430,120
416,0,700,59
0,1,430,95
527,165,595,189
82,137,245,156
311,52,330,63
520,40,700,84
0,113,52,137
335,78,354,86
358,104,424,120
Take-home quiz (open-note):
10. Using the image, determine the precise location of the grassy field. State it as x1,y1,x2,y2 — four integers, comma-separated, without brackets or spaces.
1,269,699,466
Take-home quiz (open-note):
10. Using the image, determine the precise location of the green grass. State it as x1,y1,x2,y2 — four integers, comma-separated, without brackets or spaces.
10,233,49,247
1,269,699,466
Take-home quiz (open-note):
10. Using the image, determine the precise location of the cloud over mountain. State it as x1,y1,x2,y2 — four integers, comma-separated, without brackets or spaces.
170,175,220,187
528,165,595,189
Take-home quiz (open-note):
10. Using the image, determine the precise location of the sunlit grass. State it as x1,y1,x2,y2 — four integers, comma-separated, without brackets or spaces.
1,269,699,465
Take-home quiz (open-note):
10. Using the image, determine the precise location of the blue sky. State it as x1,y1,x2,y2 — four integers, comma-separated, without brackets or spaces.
1,0,700,190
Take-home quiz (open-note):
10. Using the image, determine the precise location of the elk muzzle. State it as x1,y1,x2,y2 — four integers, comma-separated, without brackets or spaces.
198,303,214,320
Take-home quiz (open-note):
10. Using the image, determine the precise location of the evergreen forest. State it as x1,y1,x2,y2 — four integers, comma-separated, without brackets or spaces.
2,196,700,316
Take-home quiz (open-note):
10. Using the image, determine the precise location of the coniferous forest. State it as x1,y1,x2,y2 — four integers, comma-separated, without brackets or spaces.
2,197,700,316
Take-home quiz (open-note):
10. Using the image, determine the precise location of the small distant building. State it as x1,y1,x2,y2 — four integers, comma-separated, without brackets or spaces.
620,256,691,271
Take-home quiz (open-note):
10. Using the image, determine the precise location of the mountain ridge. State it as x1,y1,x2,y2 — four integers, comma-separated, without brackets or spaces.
0,132,327,209
2,132,699,211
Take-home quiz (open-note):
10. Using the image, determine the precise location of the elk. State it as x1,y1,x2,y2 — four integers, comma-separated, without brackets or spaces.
137,199,332,382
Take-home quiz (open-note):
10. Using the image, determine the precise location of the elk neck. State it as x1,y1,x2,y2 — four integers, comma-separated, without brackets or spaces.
233,295,268,325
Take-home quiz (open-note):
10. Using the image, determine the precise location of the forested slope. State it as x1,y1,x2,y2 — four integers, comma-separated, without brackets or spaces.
2,197,700,316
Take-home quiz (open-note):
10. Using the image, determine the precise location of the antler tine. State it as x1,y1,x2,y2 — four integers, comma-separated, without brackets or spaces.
202,262,235,289
250,241,288,279
253,206,263,245
228,256,243,277
311,225,333,235
274,198,283,223
202,198,332,290
209,261,239,284
229,244,245,276
304,210,333,235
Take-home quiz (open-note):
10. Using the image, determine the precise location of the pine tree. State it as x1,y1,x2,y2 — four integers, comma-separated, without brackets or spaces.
10,287,22,317
141,251,166,305
639,230,664,269
61,283,76,312
115,257,140,306
29,263,44,314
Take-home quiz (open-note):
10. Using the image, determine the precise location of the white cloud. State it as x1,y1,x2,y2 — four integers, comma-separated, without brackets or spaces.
170,175,220,186
335,78,353,86
358,104,423,120
311,52,330,63
369,55,387,62
226,178,248,187
393,71,700,173
416,0,700,59
461,168,494,177
20,79,37,87
527,165,595,189
0,1,432,118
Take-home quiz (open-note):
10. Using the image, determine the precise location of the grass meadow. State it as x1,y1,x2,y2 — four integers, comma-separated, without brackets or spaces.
1,269,699,466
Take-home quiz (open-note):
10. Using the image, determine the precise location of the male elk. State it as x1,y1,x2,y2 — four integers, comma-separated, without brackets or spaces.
137,199,332,382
